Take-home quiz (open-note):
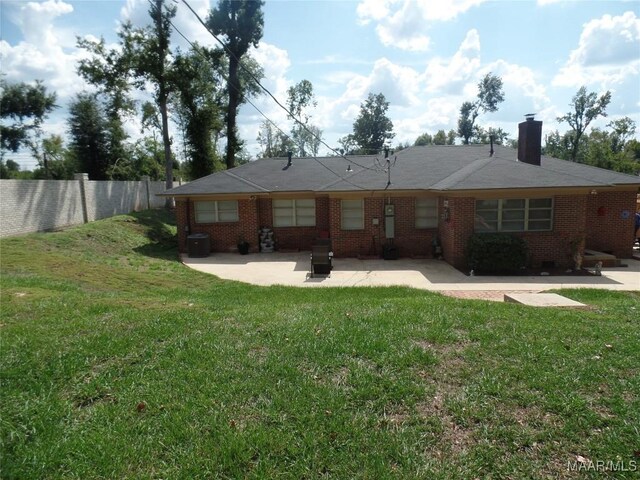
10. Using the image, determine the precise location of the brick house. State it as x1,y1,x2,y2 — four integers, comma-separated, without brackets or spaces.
160,118,640,270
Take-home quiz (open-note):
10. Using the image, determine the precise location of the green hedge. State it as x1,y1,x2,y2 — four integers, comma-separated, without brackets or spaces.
466,233,529,274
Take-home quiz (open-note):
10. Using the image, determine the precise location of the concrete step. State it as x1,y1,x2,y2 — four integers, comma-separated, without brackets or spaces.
504,293,587,308
582,249,621,268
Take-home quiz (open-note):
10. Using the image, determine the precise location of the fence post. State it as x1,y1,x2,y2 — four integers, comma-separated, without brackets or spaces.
74,173,89,223
141,175,151,210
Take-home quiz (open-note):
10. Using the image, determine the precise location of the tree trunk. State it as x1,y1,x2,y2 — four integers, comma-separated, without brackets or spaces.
570,131,582,162
226,55,240,169
160,89,173,208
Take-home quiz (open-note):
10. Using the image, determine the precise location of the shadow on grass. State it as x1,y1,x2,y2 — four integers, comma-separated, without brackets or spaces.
130,209,181,262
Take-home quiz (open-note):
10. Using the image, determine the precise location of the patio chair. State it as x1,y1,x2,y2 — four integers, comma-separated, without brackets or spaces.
310,244,333,277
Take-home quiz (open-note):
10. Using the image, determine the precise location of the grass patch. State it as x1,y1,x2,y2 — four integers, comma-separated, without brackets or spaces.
1,210,639,479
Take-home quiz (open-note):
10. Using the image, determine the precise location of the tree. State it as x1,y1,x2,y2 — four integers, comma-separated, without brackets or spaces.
172,45,226,179
543,130,572,160
256,121,294,158
544,118,639,175
286,79,322,156
447,129,457,145
67,93,110,180
608,117,635,153
0,159,21,179
414,132,433,146
30,135,77,180
124,0,177,203
472,126,509,145
207,0,265,168
337,134,357,155
350,92,395,154
457,73,505,144
557,86,611,162
433,130,447,145
0,79,57,153
77,33,134,178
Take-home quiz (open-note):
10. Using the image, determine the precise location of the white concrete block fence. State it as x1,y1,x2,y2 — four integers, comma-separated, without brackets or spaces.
0,174,169,238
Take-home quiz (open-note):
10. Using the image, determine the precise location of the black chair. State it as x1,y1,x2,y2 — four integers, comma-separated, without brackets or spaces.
310,244,332,277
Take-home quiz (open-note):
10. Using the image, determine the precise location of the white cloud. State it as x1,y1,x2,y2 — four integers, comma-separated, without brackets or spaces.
484,60,551,120
357,0,486,51
356,0,393,24
423,29,481,94
237,42,293,151
553,11,640,88
0,0,88,100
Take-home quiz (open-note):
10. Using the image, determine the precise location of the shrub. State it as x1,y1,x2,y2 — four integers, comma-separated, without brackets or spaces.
466,233,528,274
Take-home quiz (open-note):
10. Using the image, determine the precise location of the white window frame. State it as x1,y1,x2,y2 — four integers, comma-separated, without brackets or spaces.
341,199,364,230
475,198,553,232
272,199,316,227
194,200,239,224
415,198,439,229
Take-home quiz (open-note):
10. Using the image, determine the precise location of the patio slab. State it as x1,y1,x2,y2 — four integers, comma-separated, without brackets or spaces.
182,252,640,294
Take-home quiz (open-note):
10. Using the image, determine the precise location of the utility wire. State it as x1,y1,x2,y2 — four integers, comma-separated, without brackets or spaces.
179,0,382,173
155,1,369,190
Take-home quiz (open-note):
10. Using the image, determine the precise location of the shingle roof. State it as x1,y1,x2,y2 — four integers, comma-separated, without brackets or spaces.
162,145,640,196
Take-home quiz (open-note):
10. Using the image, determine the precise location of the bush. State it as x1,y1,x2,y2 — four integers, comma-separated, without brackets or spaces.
466,233,528,274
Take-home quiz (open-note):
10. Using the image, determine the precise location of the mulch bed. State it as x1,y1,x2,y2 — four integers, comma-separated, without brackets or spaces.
459,268,596,277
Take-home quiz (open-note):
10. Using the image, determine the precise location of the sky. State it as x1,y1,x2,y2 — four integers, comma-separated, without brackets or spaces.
1,0,640,170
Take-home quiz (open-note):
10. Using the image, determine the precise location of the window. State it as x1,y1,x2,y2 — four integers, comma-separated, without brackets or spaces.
341,199,364,230
194,200,239,223
273,199,316,227
415,198,438,228
475,198,553,232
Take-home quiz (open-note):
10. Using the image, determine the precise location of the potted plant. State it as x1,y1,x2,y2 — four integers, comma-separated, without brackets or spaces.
237,236,250,255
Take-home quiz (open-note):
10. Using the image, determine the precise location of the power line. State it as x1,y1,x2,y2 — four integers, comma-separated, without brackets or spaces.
154,0,369,190
179,0,382,174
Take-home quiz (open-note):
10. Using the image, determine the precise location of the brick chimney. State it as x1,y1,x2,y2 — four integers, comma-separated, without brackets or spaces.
518,114,542,166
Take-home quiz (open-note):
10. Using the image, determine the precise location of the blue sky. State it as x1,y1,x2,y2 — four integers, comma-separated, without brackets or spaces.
1,0,639,169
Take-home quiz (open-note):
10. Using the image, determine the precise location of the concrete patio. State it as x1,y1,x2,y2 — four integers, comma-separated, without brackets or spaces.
182,252,640,297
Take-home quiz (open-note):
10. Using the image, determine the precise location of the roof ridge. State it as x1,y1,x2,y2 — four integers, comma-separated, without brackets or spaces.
224,170,269,192
431,156,495,190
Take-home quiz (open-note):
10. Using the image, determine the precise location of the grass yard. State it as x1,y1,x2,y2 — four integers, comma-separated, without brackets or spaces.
1,210,639,479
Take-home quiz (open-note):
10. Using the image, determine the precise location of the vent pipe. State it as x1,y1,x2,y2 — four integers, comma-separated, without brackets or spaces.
287,151,292,167
489,135,494,157
384,146,389,158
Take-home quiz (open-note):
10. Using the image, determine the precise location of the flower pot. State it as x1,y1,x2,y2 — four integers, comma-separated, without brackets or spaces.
238,242,250,255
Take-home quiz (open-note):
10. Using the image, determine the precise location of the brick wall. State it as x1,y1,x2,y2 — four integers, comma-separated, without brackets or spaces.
328,196,438,258
179,198,260,253
586,191,637,258
439,197,475,269
174,191,637,264
255,196,331,251
517,195,587,268
0,176,166,238
439,193,636,270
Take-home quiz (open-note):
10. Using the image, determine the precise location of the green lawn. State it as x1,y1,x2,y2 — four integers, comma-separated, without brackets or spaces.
1,210,638,479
